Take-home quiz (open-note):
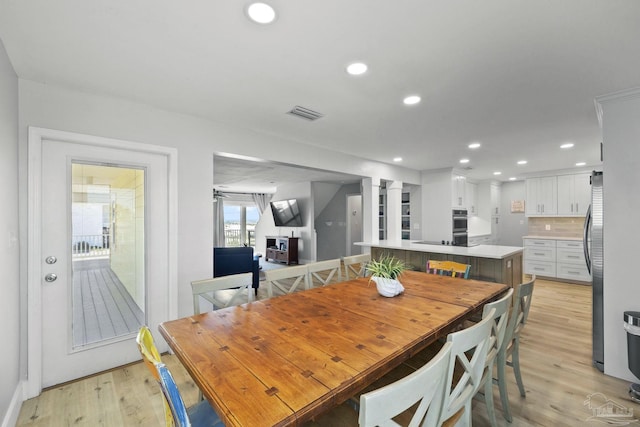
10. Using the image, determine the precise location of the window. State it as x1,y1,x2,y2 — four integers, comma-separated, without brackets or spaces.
223,201,259,247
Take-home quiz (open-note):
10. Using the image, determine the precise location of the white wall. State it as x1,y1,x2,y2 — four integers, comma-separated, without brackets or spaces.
499,181,528,246
17,79,422,319
0,39,21,425
255,182,313,262
598,88,640,382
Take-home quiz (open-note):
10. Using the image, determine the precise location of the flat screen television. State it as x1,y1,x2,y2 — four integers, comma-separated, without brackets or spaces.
270,199,303,227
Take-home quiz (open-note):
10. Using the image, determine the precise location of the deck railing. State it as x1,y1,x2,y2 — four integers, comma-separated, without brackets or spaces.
224,229,255,247
72,234,110,258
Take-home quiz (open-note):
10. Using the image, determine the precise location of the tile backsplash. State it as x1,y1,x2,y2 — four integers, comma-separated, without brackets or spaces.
528,217,585,238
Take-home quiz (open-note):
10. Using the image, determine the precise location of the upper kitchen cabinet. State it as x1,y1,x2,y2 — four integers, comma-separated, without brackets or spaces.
465,181,477,216
452,174,467,208
490,182,501,216
526,176,557,216
557,173,590,216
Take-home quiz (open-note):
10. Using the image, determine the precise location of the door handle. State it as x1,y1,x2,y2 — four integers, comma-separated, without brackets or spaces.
44,273,58,282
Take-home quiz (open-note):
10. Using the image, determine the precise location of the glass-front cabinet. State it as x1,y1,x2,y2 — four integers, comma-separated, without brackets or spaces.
402,192,411,240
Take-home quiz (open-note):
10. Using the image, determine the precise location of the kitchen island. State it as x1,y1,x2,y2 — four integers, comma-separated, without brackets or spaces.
356,240,523,286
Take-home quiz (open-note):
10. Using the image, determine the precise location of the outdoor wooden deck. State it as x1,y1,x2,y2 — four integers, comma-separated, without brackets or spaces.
72,259,144,347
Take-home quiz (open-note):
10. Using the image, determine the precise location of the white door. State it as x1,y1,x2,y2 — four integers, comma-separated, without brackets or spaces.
39,138,171,388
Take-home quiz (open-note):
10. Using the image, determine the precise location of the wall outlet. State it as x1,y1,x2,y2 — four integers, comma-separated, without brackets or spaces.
545,224,551,231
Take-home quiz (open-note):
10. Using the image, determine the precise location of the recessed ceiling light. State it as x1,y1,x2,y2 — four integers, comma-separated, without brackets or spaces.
576,162,586,166
468,142,481,149
561,143,574,149
517,160,528,165
346,62,368,76
393,157,403,162
246,3,276,24
493,171,502,176
459,158,470,164
403,95,421,105
509,177,517,181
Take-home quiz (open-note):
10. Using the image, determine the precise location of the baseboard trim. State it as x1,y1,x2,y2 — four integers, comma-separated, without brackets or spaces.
1,381,24,427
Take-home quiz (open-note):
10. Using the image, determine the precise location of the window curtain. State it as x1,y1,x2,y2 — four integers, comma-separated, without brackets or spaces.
252,193,272,215
213,198,225,247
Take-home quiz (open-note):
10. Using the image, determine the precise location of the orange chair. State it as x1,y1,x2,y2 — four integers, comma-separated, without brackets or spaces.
426,260,471,279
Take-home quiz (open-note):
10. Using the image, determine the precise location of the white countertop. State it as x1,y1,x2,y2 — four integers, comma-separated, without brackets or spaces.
356,240,523,260
522,235,582,241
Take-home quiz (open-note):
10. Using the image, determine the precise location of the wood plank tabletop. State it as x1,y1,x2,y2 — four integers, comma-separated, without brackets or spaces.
159,271,507,427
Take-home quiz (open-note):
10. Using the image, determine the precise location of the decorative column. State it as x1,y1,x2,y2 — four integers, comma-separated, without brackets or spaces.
362,177,380,244
240,206,247,246
387,181,403,241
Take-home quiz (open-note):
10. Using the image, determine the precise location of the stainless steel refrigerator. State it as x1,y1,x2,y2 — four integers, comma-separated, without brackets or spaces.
584,170,604,372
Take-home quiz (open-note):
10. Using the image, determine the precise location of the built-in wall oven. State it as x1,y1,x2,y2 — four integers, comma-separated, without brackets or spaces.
452,209,468,246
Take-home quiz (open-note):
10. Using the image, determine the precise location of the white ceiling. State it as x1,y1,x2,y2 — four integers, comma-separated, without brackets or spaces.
2,1,639,190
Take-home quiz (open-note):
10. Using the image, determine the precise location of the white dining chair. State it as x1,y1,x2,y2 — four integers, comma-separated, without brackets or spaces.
497,276,535,422
342,253,371,280
191,272,254,314
307,259,342,287
438,308,495,427
476,288,514,427
358,342,452,427
263,265,309,298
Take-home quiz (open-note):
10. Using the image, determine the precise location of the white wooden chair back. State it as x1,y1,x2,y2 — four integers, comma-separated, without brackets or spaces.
191,273,253,314
439,309,495,426
307,259,342,287
477,288,514,427
483,288,514,367
343,253,371,280
496,276,536,423
263,265,309,298
358,342,452,427
504,277,535,348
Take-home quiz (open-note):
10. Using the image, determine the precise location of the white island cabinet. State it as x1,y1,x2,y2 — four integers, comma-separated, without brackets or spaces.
356,240,523,286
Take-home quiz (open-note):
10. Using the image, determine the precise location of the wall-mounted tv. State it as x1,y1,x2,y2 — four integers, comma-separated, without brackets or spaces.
270,199,303,227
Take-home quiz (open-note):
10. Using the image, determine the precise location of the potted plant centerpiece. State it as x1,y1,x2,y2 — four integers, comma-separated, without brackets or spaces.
367,255,407,297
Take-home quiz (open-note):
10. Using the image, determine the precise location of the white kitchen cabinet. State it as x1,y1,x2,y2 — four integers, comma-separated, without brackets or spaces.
525,176,557,216
523,238,556,277
556,240,591,281
491,183,501,216
466,181,477,215
491,216,500,244
523,237,591,283
452,174,466,208
557,173,590,216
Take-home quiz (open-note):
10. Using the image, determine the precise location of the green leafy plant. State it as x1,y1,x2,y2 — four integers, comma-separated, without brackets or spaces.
366,255,406,280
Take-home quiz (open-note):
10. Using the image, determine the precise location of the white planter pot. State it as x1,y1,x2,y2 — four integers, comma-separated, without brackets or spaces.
372,277,404,298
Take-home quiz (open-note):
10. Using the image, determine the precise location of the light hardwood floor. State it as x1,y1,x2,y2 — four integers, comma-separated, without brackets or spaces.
17,277,639,426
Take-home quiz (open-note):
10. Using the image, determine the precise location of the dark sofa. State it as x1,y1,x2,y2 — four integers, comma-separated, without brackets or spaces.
213,247,260,294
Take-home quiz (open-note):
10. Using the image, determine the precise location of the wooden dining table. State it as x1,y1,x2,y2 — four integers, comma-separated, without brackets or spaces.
158,270,507,427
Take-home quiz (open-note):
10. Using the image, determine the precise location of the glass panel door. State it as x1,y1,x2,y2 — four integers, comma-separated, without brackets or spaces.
71,163,145,349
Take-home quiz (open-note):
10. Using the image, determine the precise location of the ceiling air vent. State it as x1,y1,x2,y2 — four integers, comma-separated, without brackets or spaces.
287,105,324,121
